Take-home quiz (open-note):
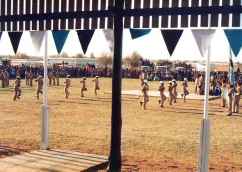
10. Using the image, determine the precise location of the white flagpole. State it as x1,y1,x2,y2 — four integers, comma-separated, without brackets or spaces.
203,42,211,121
41,31,49,150
198,36,211,172
229,48,234,85
199,1,212,171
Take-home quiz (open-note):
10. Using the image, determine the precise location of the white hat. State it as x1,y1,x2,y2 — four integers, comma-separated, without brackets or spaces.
184,78,188,81
160,81,164,84
144,80,148,83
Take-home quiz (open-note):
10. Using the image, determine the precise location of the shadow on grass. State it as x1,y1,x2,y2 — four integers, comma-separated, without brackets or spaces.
0,147,109,172
228,114,242,118
57,100,91,105
78,97,139,102
147,107,221,117
55,97,139,106
81,161,109,172
0,145,27,158
147,108,204,116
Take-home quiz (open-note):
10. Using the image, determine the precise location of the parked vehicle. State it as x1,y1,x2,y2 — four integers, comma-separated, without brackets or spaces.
154,65,173,80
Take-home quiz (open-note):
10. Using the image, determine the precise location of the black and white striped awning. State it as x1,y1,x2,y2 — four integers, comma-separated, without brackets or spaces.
0,0,241,31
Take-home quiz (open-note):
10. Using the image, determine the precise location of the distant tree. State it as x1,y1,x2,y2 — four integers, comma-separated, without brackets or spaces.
8,55,15,59
15,53,30,59
49,55,59,58
123,52,142,68
96,54,113,68
175,62,192,68
122,58,130,68
61,52,69,58
75,53,85,58
156,60,172,67
90,53,95,59
15,53,21,59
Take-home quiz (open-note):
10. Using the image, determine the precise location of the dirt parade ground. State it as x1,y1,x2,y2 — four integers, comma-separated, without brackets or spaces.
0,78,242,171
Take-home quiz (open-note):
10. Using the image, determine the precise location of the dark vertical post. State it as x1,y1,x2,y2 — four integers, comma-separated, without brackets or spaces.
109,0,124,171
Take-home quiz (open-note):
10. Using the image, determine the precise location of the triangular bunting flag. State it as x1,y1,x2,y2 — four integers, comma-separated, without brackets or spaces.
192,30,216,57
8,32,23,54
130,29,151,39
224,29,242,57
103,29,114,52
77,30,95,54
161,30,183,56
52,31,69,54
30,31,45,52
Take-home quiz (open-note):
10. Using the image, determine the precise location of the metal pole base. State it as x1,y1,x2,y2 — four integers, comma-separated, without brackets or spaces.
198,119,210,172
41,105,49,150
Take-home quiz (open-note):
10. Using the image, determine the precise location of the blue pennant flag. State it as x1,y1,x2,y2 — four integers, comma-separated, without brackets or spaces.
77,30,95,54
52,31,69,54
224,29,242,57
161,30,183,56
224,29,242,85
130,29,151,39
8,32,23,54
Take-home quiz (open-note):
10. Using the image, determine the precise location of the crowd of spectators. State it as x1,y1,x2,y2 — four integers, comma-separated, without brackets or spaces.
0,62,241,88
0,63,140,78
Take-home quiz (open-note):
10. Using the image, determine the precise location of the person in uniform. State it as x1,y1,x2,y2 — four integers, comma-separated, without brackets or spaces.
158,81,166,107
139,71,145,86
233,82,241,113
3,70,9,87
194,74,199,95
80,77,87,97
92,76,100,96
29,70,34,87
25,70,30,86
172,79,178,103
168,81,174,105
52,69,56,86
16,69,20,80
48,70,53,86
140,80,149,110
227,84,234,116
220,80,227,107
13,76,21,101
64,75,71,99
55,69,60,86
0,70,4,88
210,76,216,95
35,75,43,100
0,70,9,88
0,69,4,88
198,75,204,95
181,78,189,102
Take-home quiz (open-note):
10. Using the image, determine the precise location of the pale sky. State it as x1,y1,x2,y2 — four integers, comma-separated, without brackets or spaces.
0,29,242,63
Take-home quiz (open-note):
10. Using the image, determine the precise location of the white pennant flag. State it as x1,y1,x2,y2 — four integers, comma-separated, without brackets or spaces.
192,30,216,57
30,31,45,52
103,29,114,53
